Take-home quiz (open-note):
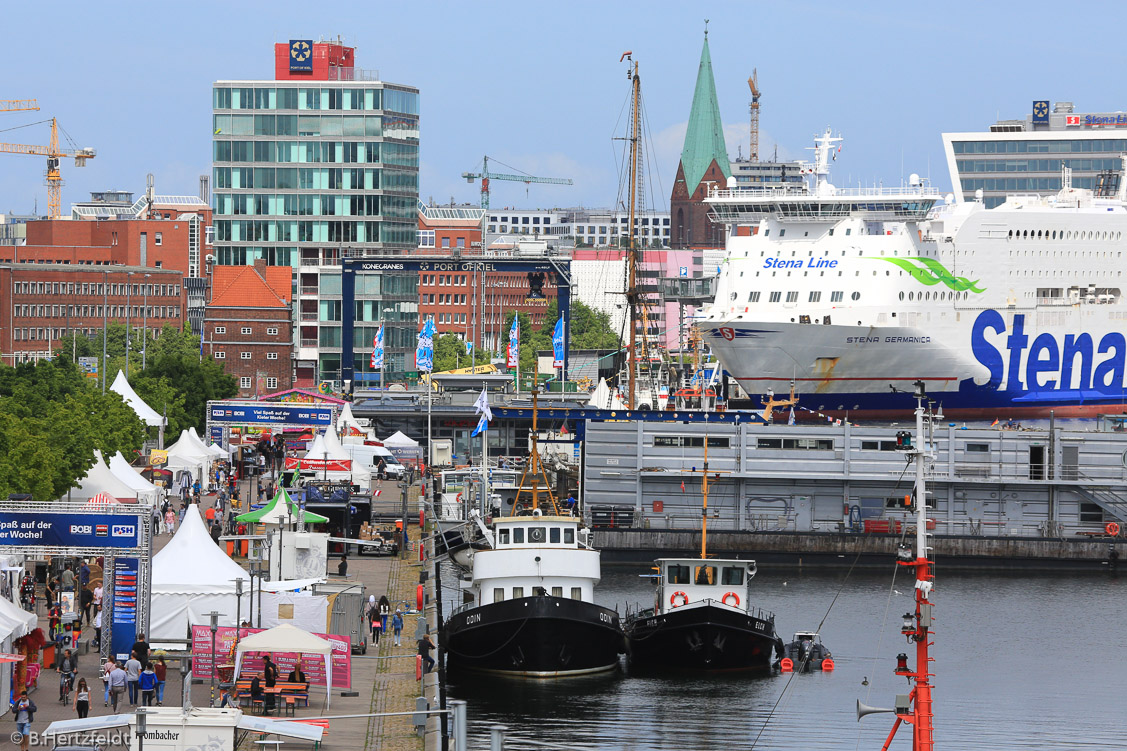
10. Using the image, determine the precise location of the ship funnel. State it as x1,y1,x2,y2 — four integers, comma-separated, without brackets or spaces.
856,700,896,721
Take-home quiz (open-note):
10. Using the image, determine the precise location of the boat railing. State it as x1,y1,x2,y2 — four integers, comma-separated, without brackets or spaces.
707,185,942,201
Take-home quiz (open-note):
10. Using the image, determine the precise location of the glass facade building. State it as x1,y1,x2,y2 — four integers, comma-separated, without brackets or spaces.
211,69,421,386
944,102,1127,208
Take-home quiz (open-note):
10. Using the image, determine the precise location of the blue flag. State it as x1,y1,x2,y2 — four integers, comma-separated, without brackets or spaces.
471,413,489,437
506,317,520,369
370,325,384,370
552,317,565,368
416,318,435,372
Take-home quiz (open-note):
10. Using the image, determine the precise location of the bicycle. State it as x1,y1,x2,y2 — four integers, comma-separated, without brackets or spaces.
59,671,74,704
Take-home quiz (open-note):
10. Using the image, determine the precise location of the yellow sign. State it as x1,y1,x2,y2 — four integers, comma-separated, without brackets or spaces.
149,450,168,466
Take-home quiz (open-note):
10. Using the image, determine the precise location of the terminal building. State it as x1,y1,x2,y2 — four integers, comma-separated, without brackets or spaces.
944,100,1127,208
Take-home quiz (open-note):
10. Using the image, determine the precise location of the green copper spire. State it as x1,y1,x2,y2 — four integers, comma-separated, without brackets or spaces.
679,32,731,196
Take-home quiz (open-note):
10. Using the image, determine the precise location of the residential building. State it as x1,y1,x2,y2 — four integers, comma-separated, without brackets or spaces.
0,213,39,247
0,263,186,365
729,158,805,191
670,32,731,249
945,101,1127,208
213,39,420,384
484,208,671,248
204,259,293,396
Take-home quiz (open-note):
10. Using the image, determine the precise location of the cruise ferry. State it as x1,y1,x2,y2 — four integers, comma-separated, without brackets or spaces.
699,129,1127,419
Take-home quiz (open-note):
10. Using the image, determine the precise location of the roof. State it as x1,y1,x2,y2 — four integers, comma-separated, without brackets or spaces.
235,623,332,656
679,34,732,195
209,264,292,308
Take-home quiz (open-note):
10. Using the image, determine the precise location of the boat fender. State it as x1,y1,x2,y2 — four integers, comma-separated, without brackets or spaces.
721,591,740,607
822,657,835,671
1107,522,1120,536
416,655,423,681
780,657,794,672
670,591,689,607
417,584,425,610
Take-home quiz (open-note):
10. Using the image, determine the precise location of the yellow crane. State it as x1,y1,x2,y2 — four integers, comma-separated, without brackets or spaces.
0,100,39,113
748,70,760,162
0,118,95,219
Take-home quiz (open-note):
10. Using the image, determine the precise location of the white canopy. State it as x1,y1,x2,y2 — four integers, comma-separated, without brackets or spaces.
110,370,165,427
320,426,351,459
234,624,333,707
337,403,375,439
165,429,213,478
150,504,250,639
72,452,139,504
586,377,626,410
382,430,420,447
0,593,37,642
190,427,228,457
108,452,159,505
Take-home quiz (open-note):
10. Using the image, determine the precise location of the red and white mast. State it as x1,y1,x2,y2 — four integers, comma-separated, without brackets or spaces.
859,380,935,751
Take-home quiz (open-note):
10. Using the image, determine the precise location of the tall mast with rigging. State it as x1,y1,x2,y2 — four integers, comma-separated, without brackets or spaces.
622,52,641,409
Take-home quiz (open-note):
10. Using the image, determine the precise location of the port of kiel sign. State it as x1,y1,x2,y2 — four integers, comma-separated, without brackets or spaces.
290,40,313,72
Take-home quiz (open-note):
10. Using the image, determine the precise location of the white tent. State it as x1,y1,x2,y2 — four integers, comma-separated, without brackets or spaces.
320,426,351,460
0,595,37,715
110,370,165,427
234,624,334,706
189,427,228,458
165,430,212,480
108,452,160,506
336,403,374,439
150,504,250,639
71,452,139,504
586,377,626,410
382,430,419,447
302,432,356,484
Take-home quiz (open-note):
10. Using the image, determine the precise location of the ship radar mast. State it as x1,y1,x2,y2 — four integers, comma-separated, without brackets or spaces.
802,127,842,197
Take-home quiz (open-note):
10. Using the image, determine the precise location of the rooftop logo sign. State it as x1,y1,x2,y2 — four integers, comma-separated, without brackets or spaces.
290,40,313,72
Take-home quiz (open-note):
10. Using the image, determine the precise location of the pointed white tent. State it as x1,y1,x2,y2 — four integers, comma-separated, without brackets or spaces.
382,430,419,448
319,426,351,460
110,370,165,427
150,504,250,639
234,624,334,707
336,403,374,439
109,452,159,505
586,377,626,410
189,427,228,458
165,430,212,479
72,452,139,503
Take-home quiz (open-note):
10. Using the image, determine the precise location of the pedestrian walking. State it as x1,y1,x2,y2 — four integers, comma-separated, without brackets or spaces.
154,657,167,705
369,607,383,645
262,655,278,714
73,677,90,718
101,657,115,706
164,508,176,535
392,610,404,647
378,595,391,633
13,690,36,751
125,651,141,705
139,663,158,706
108,662,127,712
93,607,102,650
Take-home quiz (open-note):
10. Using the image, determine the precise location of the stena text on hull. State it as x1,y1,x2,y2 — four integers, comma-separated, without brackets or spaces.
699,129,1127,419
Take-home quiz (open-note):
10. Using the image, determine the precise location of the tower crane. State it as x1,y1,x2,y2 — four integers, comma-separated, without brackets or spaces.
748,70,760,162
462,155,572,209
0,118,95,219
1,100,39,113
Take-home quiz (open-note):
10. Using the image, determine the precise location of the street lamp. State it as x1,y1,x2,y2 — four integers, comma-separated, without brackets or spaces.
142,273,151,370
135,707,147,751
178,656,192,708
126,270,134,376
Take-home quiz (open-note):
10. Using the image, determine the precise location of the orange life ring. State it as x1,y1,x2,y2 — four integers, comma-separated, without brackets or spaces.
822,657,835,671
669,591,689,607
456,492,462,503
780,657,794,672
1107,521,1121,536
721,591,740,607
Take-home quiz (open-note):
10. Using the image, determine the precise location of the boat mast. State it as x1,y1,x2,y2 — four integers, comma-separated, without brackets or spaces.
625,56,641,409
700,426,709,559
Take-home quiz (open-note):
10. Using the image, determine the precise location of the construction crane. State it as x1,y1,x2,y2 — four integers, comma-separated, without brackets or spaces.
0,118,95,219
1,100,39,113
462,155,572,209
748,70,760,162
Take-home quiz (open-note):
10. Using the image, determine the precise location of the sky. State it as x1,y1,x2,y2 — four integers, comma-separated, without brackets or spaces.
0,1,1123,216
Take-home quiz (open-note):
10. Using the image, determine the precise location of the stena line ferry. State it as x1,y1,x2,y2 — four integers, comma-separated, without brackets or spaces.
699,129,1127,419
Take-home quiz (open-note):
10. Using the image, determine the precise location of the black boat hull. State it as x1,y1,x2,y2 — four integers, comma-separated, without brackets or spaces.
625,603,781,671
442,596,625,676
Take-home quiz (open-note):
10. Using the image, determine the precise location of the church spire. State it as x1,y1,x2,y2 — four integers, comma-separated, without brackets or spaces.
679,31,731,197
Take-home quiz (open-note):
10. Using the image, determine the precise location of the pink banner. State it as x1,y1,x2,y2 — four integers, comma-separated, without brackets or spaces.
284,457,352,472
191,625,351,689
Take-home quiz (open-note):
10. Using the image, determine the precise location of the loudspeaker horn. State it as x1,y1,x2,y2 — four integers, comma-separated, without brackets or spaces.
856,700,896,721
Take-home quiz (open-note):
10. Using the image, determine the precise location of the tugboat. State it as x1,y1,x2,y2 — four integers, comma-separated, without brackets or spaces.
624,421,783,671
441,393,624,676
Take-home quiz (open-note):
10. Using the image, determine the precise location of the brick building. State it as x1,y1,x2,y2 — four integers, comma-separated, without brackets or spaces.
0,263,187,365
204,260,294,396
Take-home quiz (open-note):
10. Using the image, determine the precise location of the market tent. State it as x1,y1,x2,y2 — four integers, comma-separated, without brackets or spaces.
108,452,160,506
164,430,212,480
382,430,419,448
110,370,165,427
71,453,139,504
234,624,333,706
189,427,229,458
337,403,374,439
319,428,351,460
236,488,329,525
0,596,37,714
382,430,422,467
150,504,249,639
80,492,115,510
586,377,626,410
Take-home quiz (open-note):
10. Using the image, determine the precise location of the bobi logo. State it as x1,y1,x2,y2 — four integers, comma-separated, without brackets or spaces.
70,525,93,535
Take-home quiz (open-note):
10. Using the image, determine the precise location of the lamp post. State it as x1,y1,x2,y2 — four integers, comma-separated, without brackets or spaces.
126,271,134,376
248,560,260,629
178,656,191,709
204,610,222,706
134,707,147,751
142,273,151,370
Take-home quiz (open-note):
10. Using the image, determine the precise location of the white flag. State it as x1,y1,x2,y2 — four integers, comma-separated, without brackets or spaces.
473,387,493,422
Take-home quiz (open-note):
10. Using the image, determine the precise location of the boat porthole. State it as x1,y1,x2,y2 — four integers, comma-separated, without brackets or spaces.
1122,450,1127,468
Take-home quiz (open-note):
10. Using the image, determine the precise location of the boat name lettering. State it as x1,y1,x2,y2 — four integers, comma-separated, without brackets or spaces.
971,310,1127,392
599,613,613,624
763,258,838,270
465,613,481,625
846,336,931,344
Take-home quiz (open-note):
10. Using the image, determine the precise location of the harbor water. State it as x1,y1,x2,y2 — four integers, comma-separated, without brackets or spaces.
442,563,1127,749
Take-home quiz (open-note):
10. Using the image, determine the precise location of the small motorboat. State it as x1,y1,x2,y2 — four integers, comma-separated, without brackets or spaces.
778,631,834,672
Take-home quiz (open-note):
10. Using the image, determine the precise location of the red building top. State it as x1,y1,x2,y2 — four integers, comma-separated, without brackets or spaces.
274,40,355,81
210,262,292,307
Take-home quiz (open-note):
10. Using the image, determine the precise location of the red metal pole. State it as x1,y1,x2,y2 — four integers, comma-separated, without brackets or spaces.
913,558,934,751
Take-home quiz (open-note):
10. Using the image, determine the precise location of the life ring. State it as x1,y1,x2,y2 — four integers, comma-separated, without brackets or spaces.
1107,521,1121,536
456,492,462,503
670,591,689,607
721,591,740,607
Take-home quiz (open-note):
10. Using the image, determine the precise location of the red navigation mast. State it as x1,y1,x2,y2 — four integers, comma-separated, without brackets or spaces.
858,380,935,751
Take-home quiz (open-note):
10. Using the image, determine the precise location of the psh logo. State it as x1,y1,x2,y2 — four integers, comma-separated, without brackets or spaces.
111,524,135,537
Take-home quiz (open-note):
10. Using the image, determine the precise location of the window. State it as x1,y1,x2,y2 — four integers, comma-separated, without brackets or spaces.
667,565,690,584
551,586,563,597
654,436,730,448
851,291,861,301
831,291,844,302
1079,502,1104,523
493,588,505,603
721,566,745,586
512,528,525,544
786,291,799,303
748,291,760,302
694,565,717,585
441,237,450,249
769,291,782,303
155,232,162,246
241,352,252,360
528,527,546,543
215,326,226,334
214,351,226,359
564,528,575,544
241,327,252,335
965,443,990,453
808,291,821,303
267,377,278,389
570,587,582,600
757,437,834,450
267,327,278,335
511,586,524,599
861,440,899,451
240,377,251,389
267,352,278,360
549,527,561,543
498,529,510,545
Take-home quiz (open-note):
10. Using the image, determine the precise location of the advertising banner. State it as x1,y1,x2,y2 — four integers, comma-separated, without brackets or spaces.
191,626,351,688
111,557,139,660
0,512,141,548
284,457,352,472
209,404,333,427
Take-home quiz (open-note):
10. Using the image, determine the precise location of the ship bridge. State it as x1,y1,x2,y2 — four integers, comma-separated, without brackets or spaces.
706,185,942,224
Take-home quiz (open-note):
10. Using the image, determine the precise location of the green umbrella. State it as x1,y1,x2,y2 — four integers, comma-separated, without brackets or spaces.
235,487,329,525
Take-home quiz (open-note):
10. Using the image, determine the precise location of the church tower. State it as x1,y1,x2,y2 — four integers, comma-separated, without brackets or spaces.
670,30,731,249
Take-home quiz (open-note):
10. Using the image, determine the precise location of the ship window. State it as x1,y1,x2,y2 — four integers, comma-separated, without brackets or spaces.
571,587,582,600
845,228,852,235
1079,502,1104,523
694,565,717,585
512,587,524,598
721,566,744,586
513,528,525,544
769,291,781,303
852,292,861,300
808,291,821,302
494,588,505,603
528,527,546,543
786,291,798,302
779,229,786,237
564,528,575,544
730,292,738,300
748,291,760,302
498,529,510,545
549,527,561,544
966,443,990,453
667,565,690,584
899,291,905,301
832,291,844,302
552,587,563,597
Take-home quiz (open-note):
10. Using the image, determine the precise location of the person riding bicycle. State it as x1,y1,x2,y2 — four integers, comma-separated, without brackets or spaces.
57,649,76,702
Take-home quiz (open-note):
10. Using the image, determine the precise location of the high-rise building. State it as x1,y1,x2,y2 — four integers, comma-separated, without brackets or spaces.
211,39,420,385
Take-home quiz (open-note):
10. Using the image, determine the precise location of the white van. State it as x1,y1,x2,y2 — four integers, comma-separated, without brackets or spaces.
343,443,405,479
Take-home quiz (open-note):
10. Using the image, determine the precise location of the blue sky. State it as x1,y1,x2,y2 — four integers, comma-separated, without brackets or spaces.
0,1,1120,215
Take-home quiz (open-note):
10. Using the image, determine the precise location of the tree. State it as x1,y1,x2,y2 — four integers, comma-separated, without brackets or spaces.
568,300,621,350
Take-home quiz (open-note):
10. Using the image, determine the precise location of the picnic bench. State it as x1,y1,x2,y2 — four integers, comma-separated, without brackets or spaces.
292,719,330,749
233,675,310,714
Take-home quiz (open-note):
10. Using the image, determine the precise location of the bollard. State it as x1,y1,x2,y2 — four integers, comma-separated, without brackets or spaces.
416,654,423,681
451,699,467,750
419,508,425,529
490,725,507,751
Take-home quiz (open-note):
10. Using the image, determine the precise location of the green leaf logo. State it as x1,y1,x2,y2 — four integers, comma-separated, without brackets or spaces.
870,257,985,293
